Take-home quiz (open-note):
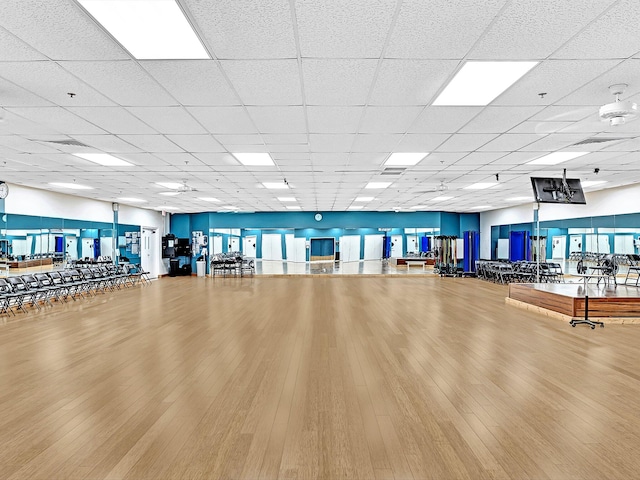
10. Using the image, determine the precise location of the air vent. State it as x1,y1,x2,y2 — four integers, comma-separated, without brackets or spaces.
35,139,91,148
572,137,631,146
381,167,406,175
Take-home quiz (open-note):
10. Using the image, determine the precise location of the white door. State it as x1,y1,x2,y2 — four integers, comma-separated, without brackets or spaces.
141,228,159,279
597,234,610,254
364,235,384,260
570,235,582,255
407,235,419,254
390,235,403,257
229,236,240,253
243,235,257,258
285,234,294,261
552,235,566,259
340,235,361,262
66,236,78,260
614,235,635,254
81,238,94,259
292,238,307,262
262,234,283,260
210,235,223,254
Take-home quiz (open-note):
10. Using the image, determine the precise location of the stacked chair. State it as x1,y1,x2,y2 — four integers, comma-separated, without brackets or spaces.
210,252,255,277
0,263,147,317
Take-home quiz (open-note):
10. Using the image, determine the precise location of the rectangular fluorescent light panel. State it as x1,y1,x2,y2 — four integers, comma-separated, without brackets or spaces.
49,182,93,190
464,183,498,190
278,197,296,202
79,0,209,60
431,196,452,201
156,182,182,189
507,196,531,201
233,153,275,166
365,182,392,189
198,197,221,202
263,182,288,189
528,151,588,165
73,153,133,166
354,196,374,202
385,152,428,166
348,206,364,210
118,197,147,203
159,191,180,196
286,206,301,210
433,61,538,106
581,180,607,187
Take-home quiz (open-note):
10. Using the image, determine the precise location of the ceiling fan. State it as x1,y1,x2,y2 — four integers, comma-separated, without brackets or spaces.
177,179,198,193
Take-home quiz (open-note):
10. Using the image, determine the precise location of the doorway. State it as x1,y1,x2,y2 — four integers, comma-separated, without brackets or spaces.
390,235,403,257
141,227,159,279
243,235,257,258
229,236,240,253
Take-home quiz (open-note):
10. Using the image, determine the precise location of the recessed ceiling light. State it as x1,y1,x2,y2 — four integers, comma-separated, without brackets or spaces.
430,196,453,201
221,206,238,210
348,206,364,210
581,180,607,187
471,205,493,210
78,0,209,60
384,152,428,166
156,182,182,189
233,153,275,166
286,206,301,210
198,197,221,202
49,182,93,190
528,151,588,165
159,191,180,196
262,182,288,189
354,196,374,202
365,182,392,189
73,153,133,166
278,197,297,202
507,196,531,201
118,197,147,203
464,183,498,190
433,61,538,106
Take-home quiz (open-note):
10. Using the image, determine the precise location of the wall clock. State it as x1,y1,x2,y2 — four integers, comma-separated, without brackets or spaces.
0,182,8,199
314,213,322,222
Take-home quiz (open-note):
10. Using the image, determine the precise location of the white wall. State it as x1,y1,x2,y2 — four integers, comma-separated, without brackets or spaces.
480,183,640,258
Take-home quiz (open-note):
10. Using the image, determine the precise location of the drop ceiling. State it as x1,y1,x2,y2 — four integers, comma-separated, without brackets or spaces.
0,0,639,214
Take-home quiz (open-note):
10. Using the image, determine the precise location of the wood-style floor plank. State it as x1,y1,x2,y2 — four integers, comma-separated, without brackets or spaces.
1,276,640,479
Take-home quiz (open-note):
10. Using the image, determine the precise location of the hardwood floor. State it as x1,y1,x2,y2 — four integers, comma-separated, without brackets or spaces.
1,276,640,479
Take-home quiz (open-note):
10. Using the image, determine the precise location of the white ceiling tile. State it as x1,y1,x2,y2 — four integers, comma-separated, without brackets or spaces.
307,107,363,134
453,152,506,166
459,107,545,134
0,26,46,61
0,0,129,60
246,106,306,134
192,153,239,166
187,107,258,134
478,134,541,152
295,0,397,57
221,60,302,105
310,153,349,164
408,107,482,134
394,134,450,152
184,0,296,59
508,121,575,134
141,61,240,106
116,135,184,153
67,107,156,134
309,135,355,152
267,144,310,153
469,0,617,59
530,105,596,122
263,134,308,145
351,134,401,152
519,134,592,152
359,107,423,133
489,151,541,165
60,61,177,106
0,135,64,154
0,61,116,107
435,134,498,152
165,135,226,153
126,107,207,135
68,135,141,153
7,107,107,134
0,77,53,107
495,60,621,106
369,60,459,105
386,0,508,59
302,59,378,105
0,110,61,135
553,0,640,59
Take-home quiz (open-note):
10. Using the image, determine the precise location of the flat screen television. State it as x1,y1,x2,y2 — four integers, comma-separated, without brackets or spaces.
530,177,586,204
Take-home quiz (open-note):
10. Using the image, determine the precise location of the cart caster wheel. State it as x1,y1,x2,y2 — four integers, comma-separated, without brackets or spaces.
571,323,576,327
600,324,604,328
591,325,595,329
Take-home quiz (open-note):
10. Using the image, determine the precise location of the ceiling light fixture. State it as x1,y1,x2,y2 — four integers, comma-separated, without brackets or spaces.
581,180,607,187
464,183,498,190
430,196,453,201
528,151,588,165
49,182,93,190
354,196,374,202
262,182,289,189
73,153,134,166
286,206,301,210
277,197,296,202
348,206,364,210
433,61,538,106
156,182,183,189
118,197,147,203
159,191,180,196
384,152,428,166
198,197,221,202
365,182,392,189
233,153,275,166
78,0,209,60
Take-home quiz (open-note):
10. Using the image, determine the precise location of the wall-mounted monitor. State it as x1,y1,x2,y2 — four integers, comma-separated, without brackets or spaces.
531,177,586,204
